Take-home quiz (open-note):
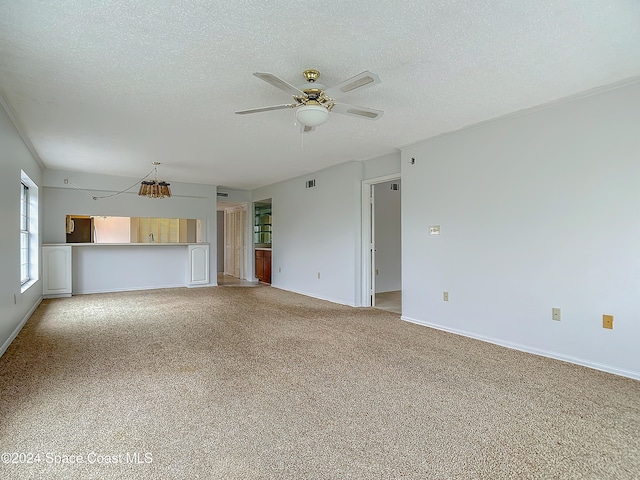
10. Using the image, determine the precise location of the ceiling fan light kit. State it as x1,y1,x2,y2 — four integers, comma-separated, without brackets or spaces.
235,69,383,132
296,104,329,127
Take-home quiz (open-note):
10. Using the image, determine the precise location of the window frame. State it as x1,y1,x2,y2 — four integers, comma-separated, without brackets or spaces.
20,181,30,285
20,171,39,292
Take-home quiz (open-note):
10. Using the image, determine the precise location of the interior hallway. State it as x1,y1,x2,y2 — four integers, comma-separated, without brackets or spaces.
217,273,260,287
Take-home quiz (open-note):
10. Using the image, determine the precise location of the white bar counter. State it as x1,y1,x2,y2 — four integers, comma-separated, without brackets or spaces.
43,243,211,296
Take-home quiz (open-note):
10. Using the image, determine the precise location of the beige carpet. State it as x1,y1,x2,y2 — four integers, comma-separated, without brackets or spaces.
1,286,639,479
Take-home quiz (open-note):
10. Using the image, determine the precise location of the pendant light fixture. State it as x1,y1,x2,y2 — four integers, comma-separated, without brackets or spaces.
138,162,171,199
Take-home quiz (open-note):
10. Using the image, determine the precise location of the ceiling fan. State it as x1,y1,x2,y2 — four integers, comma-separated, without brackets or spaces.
235,69,383,133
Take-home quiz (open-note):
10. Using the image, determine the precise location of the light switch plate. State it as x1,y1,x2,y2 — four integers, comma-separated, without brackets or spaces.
429,225,441,235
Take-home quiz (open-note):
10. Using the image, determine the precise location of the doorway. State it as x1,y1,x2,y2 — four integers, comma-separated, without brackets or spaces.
253,199,272,284
217,203,250,285
361,175,401,313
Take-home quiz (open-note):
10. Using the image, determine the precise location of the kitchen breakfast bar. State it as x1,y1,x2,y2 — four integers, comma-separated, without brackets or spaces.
42,243,211,297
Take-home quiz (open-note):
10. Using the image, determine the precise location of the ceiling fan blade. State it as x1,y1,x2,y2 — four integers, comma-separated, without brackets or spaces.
331,103,384,120
300,124,316,134
235,104,295,115
254,72,307,97
323,71,381,99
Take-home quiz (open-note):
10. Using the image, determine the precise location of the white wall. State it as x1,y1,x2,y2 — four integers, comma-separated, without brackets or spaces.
252,161,364,306
363,152,401,180
72,245,190,294
401,80,640,379
0,102,43,356
249,154,401,305
42,169,218,284
374,181,401,293
217,187,252,204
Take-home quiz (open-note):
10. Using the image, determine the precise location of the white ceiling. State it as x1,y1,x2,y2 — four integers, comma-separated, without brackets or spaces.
1,1,639,190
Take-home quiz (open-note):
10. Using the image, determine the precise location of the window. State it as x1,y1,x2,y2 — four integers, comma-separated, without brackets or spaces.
20,182,29,284
20,171,39,291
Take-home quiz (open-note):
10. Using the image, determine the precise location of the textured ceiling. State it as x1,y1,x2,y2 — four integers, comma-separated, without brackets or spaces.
1,1,639,190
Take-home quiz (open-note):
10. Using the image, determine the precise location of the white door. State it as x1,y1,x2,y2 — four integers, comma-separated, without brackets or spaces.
224,207,245,278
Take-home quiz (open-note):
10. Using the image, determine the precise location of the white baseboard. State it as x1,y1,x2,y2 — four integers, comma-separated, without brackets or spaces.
401,315,640,381
272,285,356,307
0,297,43,358
74,284,186,295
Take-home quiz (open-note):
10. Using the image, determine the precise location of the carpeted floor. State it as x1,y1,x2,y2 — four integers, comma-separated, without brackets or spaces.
1,286,639,479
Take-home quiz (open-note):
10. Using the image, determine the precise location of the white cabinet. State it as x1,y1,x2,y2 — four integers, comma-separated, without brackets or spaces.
43,245,72,297
188,244,209,286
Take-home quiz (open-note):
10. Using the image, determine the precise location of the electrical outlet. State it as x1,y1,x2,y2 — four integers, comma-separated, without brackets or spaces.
603,314,614,329
552,308,561,321
443,291,449,302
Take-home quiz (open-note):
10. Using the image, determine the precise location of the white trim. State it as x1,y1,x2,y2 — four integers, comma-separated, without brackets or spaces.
361,174,401,307
21,170,39,292
401,315,640,381
42,293,72,299
74,284,186,295
0,298,42,358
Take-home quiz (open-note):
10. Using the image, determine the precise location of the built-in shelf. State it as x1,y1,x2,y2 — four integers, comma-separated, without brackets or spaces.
254,200,272,283
254,203,272,247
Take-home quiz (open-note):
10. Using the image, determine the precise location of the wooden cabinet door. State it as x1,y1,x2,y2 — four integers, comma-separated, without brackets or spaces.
43,245,72,296
264,250,272,284
188,244,209,285
255,250,264,281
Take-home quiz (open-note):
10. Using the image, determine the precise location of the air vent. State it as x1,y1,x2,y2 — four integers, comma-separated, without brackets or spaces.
305,179,316,189
217,192,229,197
390,183,399,191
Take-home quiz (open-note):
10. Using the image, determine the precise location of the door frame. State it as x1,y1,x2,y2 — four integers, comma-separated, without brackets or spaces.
361,174,401,307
